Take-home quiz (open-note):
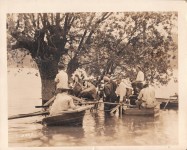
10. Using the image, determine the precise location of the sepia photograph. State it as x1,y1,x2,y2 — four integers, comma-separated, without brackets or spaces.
6,11,179,146
1,0,187,149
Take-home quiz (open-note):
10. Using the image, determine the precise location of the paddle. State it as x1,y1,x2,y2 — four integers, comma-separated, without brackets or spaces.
163,100,170,110
35,95,86,108
8,110,49,120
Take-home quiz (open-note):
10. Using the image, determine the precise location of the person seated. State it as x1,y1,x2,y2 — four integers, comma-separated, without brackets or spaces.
72,74,84,97
79,79,97,100
49,88,77,116
135,81,157,109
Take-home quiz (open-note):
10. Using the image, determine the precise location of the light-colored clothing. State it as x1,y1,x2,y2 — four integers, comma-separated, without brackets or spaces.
136,70,144,82
115,82,127,102
122,78,133,89
50,93,76,116
55,70,68,89
137,86,156,108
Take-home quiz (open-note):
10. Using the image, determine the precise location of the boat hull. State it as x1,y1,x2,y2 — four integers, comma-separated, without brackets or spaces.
42,105,94,126
160,101,178,109
124,107,159,117
42,110,86,126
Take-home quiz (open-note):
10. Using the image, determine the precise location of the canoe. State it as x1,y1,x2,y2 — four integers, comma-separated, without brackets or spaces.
124,107,160,117
42,105,93,126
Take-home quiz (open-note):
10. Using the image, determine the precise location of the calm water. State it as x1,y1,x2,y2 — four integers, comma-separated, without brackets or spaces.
8,68,178,146
8,106,178,146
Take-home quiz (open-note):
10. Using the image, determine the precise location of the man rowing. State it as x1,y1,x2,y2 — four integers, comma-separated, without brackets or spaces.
135,81,157,109
49,88,77,116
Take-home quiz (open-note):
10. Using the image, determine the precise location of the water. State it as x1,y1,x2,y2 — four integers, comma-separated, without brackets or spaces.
8,68,178,146
8,108,178,146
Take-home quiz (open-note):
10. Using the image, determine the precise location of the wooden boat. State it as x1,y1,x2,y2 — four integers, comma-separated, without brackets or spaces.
124,107,160,117
160,101,178,109
42,105,93,126
156,97,178,109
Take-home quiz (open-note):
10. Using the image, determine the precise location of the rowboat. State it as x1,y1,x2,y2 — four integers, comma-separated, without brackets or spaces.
160,101,178,109
42,105,93,126
156,97,178,109
123,107,160,117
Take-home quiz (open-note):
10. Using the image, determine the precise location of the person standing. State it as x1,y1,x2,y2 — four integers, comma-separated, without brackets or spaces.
115,77,127,103
55,64,68,93
132,65,145,95
103,76,117,112
136,65,144,82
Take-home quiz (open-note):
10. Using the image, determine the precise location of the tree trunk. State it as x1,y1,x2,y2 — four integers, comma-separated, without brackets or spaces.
67,56,79,77
36,59,59,105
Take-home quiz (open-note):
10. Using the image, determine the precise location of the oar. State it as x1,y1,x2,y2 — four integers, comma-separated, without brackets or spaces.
163,100,170,110
8,110,49,120
35,95,85,108
35,96,56,108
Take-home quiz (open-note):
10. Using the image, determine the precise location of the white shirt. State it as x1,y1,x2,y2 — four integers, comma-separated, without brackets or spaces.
50,93,76,116
136,70,144,82
115,82,127,102
55,70,68,89
138,86,156,108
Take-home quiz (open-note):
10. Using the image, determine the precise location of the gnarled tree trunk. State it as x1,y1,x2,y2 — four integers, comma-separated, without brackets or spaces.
36,59,59,105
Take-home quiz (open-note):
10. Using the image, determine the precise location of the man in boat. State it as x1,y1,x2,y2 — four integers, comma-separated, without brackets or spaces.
49,64,77,116
103,76,118,112
79,78,97,100
72,74,84,97
49,87,77,116
135,81,157,109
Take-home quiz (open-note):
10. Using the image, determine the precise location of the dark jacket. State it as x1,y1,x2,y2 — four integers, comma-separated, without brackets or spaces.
104,80,117,102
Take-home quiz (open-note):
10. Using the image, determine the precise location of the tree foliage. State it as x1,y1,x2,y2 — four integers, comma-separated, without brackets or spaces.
7,12,178,100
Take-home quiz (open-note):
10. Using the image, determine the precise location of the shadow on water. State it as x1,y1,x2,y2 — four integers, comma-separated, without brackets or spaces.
42,125,85,139
40,126,85,146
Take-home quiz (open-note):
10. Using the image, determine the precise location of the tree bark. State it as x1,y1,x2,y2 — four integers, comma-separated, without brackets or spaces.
36,59,59,105
67,56,79,78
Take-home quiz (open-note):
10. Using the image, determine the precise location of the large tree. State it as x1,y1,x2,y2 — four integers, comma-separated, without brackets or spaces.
75,12,177,84
7,13,112,103
7,12,177,103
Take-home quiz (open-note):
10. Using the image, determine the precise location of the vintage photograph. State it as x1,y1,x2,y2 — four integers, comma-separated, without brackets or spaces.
7,12,178,146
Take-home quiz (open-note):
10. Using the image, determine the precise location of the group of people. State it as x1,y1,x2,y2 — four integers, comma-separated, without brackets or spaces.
49,64,158,116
